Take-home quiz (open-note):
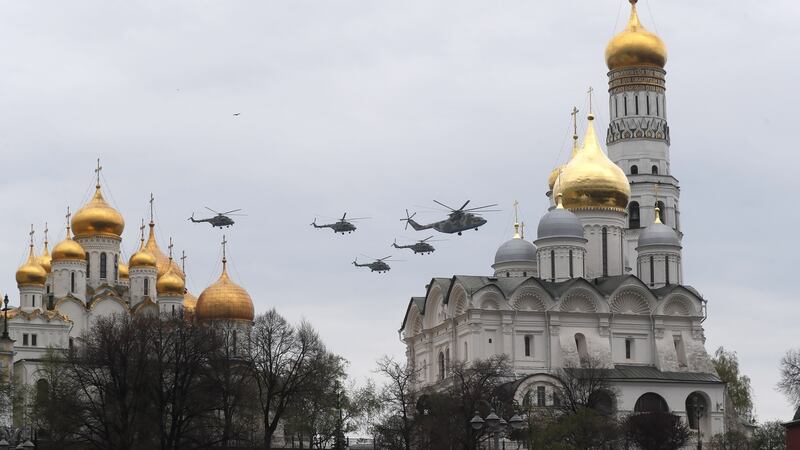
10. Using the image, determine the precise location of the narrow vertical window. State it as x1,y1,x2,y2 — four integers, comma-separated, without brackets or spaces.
524,335,532,357
630,165,638,175
144,278,150,296
625,338,633,359
656,201,667,225
615,96,620,118
674,336,687,367
86,253,91,277
569,250,574,278
624,96,628,116
646,95,650,115
550,250,556,281
665,256,670,285
649,256,655,286
602,227,608,277
69,337,74,349
537,386,546,406
100,252,107,279
629,202,641,228
656,96,660,116
114,254,119,282
23,334,28,346
635,95,639,114
32,335,37,346
438,352,445,380
445,348,450,375
70,272,76,293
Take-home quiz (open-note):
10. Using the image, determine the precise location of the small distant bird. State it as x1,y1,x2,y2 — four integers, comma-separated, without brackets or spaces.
233,113,241,117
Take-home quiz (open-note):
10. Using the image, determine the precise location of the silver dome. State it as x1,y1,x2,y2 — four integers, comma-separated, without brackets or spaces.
536,208,584,239
494,238,537,265
638,222,681,248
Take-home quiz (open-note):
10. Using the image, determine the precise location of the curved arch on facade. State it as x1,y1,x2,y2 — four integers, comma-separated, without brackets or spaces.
628,201,641,229
609,285,656,315
423,286,445,329
634,392,670,413
512,373,561,406
472,285,507,311
685,391,712,431
448,283,470,317
404,304,423,336
509,279,554,311
658,293,700,317
559,286,605,313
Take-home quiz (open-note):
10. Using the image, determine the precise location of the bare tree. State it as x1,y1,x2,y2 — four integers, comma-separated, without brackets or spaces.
247,308,330,449
551,357,617,415
622,412,690,450
779,348,800,408
373,356,420,450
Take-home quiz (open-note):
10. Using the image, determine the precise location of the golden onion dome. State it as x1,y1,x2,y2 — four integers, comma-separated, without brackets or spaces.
145,223,185,280
157,263,185,296
16,244,47,287
119,262,129,279
52,227,86,262
36,240,52,273
130,247,157,268
196,260,254,322
554,114,630,210
72,185,125,238
605,0,667,71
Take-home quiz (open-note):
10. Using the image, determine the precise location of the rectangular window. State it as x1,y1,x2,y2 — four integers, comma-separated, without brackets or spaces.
550,250,556,281
674,336,687,367
602,227,609,277
649,256,655,287
537,386,546,407
665,257,670,285
22,334,28,346
524,335,532,357
646,95,651,115
625,338,633,359
569,250,574,278
32,335,37,347
635,95,639,115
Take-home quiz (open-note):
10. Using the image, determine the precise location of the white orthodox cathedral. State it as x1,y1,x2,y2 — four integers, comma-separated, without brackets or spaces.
401,0,730,440
5,169,255,418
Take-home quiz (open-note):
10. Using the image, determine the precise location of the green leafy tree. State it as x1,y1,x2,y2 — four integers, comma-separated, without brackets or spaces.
712,347,754,421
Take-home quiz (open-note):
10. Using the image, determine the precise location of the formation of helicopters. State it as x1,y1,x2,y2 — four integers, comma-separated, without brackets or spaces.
314,200,498,274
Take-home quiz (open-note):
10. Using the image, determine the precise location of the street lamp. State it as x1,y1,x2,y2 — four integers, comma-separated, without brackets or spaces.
470,409,523,450
691,396,706,450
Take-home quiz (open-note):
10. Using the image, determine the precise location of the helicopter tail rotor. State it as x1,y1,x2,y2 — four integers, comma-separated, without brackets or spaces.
401,209,418,231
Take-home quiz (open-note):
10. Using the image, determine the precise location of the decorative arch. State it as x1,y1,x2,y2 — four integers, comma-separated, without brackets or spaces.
511,290,546,311
449,284,469,316
512,373,561,405
659,295,697,316
634,392,670,413
473,285,506,311
423,286,445,329
560,289,598,313
610,289,653,315
685,391,711,430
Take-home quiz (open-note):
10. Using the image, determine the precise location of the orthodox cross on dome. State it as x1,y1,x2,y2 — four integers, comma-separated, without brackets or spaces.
65,207,72,234
587,86,595,115
2,295,9,339
139,219,146,243
29,224,35,248
94,158,103,188
221,235,228,263
512,200,521,239
43,222,49,246
571,106,580,142
168,237,174,260
180,250,187,273
149,193,155,224
520,221,526,239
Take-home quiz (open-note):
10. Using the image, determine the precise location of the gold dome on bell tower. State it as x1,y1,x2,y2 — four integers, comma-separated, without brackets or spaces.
196,237,254,323
605,0,667,71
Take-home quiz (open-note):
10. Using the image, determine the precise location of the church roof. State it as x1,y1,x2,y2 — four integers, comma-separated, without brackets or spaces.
573,365,722,384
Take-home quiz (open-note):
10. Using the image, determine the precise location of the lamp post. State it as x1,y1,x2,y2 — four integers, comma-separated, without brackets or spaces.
470,409,525,450
691,396,706,450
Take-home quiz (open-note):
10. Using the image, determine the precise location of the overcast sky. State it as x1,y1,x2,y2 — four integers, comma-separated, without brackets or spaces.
0,0,797,422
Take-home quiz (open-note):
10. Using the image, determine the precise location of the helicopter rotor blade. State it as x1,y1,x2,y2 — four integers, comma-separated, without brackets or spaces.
433,200,456,211
378,255,393,261
220,209,243,215
205,206,221,214
345,217,371,221
341,212,347,221
464,204,499,211
457,200,471,211
420,236,435,242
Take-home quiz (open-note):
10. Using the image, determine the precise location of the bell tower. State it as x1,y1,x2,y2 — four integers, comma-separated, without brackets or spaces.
604,0,681,273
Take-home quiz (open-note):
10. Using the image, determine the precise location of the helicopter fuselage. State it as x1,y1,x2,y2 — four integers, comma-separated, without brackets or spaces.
190,215,235,228
393,242,435,254
353,260,390,273
314,221,357,234
407,213,487,235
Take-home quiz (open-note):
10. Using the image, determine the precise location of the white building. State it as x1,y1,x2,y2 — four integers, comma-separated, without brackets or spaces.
401,0,727,440
8,169,255,395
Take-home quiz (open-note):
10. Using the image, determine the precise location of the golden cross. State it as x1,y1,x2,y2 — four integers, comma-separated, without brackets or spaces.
571,106,580,140
221,235,228,262
95,158,102,187
513,200,520,224
65,207,72,234
29,224,35,247
587,87,594,114
43,222,49,245
168,237,174,260
139,219,146,243
520,221,526,239
149,193,155,223
180,251,187,273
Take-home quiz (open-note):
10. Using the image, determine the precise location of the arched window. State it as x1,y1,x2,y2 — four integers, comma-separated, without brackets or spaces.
550,250,556,282
144,278,150,296
656,201,667,225
36,379,49,407
70,272,76,293
114,254,119,282
601,227,609,277
665,256,670,285
646,95,650,115
630,165,638,175
445,348,450,375
649,256,655,286
100,252,107,279
69,337,74,349
568,249,574,278
438,351,445,380
624,96,628,116
629,202,641,229
574,333,589,365
635,95,639,115
634,392,669,413
32,295,36,308
686,393,707,430
651,165,659,175
86,253,91,277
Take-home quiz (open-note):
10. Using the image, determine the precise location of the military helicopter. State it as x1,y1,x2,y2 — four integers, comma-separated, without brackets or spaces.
401,200,498,235
189,207,245,228
391,236,440,255
352,256,395,273
311,213,369,234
